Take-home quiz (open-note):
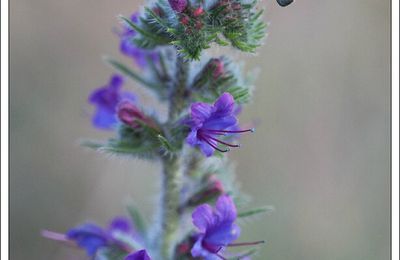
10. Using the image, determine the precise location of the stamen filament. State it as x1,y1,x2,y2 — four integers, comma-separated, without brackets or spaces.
201,136,230,153
203,128,255,134
204,134,240,148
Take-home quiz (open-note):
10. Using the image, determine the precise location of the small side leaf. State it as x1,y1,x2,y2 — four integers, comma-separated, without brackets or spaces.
103,56,161,91
237,206,275,218
127,205,148,239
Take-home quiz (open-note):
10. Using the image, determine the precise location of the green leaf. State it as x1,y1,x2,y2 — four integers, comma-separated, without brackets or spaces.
127,205,148,239
119,15,168,44
81,139,159,159
157,134,175,152
238,206,274,218
103,56,161,91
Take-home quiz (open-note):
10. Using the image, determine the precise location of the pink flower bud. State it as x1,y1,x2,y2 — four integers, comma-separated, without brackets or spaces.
117,101,156,129
193,7,204,17
180,15,190,26
187,176,224,206
209,58,224,78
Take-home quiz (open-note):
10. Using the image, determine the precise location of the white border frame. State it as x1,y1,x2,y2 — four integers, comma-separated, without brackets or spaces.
1,0,10,258
391,1,399,259
0,1,398,259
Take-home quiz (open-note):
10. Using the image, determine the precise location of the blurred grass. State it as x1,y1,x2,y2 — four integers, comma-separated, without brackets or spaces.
10,0,390,259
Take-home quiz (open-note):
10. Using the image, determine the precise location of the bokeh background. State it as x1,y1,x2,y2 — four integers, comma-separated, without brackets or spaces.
10,0,391,259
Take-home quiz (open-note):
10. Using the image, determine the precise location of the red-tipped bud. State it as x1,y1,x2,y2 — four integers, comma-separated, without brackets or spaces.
180,15,190,26
195,21,203,30
152,7,163,17
168,0,187,13
193,7,204,17
208,58,225,78
232,2,242,10
187,176,224,206
117,101,156,129
177,242,191,254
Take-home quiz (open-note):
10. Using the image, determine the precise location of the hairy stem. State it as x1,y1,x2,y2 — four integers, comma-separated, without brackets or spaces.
169,54,189,120
159,53,189,259
160,155,182,259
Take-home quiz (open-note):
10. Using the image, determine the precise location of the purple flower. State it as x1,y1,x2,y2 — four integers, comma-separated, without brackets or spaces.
120,13,159,68
125,249,152,260
88,74,135,129
168,0,187,13
186,92,253,157
66,217,134,256
191,195,240,259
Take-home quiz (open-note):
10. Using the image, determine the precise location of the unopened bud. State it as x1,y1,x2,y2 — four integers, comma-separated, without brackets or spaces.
168,0,187,13
209,58,224,78
187,176,224,206
117,101,156,129
193,7,204,17
180,15,190,26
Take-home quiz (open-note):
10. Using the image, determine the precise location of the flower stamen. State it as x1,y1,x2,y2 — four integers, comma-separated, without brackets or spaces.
204,134,240,148
200,136,230,153
203,128,255,134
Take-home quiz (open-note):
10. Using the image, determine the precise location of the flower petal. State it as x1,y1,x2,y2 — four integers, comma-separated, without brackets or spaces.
205,222,240,246
66,223,109,256
191,102,213,126
192,204,215,232
109,217,132,233
191,236,220,260
186,130,199,146
199,141,216,157
202,115,237,130
110,75,124,88
92,107,117,129
213,92,235,117
125,249,151,260
215,195,237,223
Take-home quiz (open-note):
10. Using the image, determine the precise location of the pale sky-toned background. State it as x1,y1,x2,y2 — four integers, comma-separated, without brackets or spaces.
10,0,390,259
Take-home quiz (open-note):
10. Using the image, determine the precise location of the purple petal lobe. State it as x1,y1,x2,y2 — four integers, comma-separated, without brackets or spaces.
88,74,135,130
125,249,151,260
213,92,235,117
192,204,214,232
215,195,237,222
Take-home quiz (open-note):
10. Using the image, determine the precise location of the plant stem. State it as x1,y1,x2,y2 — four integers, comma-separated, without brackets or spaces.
160,155,182,259
169,55,189,120
159,53,189,259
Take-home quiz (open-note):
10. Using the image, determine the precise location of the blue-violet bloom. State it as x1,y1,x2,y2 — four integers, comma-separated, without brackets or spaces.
125,249,152,260
191,195,240,259
88,74,135,129
66,216,134,256
120,13,159,68
186,92,253,157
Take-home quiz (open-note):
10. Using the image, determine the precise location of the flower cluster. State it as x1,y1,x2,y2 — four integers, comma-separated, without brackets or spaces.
43,0,278,259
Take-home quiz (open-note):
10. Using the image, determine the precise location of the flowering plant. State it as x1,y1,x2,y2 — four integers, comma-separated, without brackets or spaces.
43,0,292,259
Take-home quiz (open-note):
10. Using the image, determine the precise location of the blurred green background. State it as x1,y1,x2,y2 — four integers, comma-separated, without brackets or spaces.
10,0,390,259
